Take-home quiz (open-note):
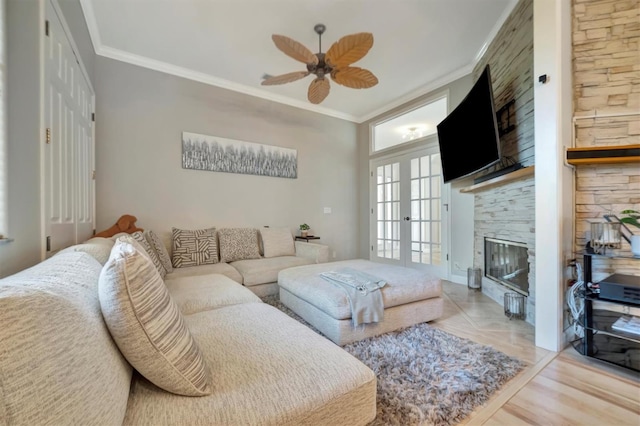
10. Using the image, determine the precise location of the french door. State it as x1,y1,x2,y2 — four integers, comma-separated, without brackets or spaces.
370,145,449,278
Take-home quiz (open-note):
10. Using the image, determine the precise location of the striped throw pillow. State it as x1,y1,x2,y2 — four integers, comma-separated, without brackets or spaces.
131,231,167,279
99,237,212,396
171,227,218,268
145,230,173,273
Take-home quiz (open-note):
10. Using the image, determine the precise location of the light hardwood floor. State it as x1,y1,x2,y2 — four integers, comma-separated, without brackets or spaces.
431,281,640,426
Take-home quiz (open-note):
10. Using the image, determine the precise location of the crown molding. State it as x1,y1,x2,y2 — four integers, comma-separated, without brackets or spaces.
357,64,474,123
79,0,519,124
95,46,358,122
366,0,519,122
475,0,519,63
79,0,101,54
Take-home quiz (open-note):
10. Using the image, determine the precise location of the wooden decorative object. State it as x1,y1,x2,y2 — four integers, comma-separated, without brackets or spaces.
566,144,640,165
460,166,535,193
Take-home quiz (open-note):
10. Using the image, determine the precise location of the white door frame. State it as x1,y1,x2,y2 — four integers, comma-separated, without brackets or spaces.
369,139,451,279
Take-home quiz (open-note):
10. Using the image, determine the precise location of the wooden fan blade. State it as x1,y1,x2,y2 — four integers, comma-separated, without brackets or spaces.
308,78,330,104
331,67,378,89
325,33,373,68
272,35,319,65
261,71,310,86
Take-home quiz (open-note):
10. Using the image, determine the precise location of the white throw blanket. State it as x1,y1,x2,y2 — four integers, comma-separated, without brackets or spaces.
319,268,387,327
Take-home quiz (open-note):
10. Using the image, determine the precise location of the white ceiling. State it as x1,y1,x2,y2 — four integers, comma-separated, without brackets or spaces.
80,0,517,123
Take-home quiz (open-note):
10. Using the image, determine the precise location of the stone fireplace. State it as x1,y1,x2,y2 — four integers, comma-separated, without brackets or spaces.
474,175,535,325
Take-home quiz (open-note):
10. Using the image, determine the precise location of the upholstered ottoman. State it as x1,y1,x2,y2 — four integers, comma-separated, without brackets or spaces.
278,259,443,345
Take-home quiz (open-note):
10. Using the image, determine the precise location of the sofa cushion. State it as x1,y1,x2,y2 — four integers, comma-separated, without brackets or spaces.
131,231,167,279
218,227,261,263
166,261,243,283
145,229,174,273
123,303,376,426
231,256,313,286
99,238,212,396
0,252,132,425
164,274,261,315
172,227,218,268
260,227,295,258
56,239,114,265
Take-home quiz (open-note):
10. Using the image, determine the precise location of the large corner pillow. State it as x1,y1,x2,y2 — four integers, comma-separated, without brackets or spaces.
218,228,261,263
171,227,218,268
130,231,167,279
98,236,212,396
144,229,173,273
260,227,295,258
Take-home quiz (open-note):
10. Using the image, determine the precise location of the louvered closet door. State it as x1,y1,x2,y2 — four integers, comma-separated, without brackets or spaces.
44,0,94,252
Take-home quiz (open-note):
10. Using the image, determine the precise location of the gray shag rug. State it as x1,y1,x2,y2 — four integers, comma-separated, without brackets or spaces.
262,295,525,426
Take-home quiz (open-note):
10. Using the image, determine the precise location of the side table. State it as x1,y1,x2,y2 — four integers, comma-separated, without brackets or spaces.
295,236,320,242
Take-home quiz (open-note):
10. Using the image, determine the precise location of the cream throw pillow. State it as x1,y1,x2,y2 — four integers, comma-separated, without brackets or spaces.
260,228,295,258
99,237,212,396
218,228,261,263
131,231,167,279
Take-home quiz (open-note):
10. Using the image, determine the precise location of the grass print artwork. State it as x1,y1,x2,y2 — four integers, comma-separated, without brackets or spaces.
182,132,297,179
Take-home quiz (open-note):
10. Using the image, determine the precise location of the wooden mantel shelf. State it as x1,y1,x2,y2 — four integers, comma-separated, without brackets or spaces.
460,166,535,193
566,144,640,165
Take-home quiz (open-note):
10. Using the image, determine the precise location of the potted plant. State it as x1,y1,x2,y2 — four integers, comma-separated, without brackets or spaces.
299,223,311,237
620,209,640,256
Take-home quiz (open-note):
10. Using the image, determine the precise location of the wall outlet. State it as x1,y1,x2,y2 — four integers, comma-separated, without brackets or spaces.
324,207,332,214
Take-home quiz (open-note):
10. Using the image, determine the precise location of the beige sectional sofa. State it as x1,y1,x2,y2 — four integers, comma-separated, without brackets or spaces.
0,235,376,425
150,227,329,297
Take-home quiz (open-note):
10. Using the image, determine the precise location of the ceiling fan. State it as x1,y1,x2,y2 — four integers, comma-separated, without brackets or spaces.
262,24,378,104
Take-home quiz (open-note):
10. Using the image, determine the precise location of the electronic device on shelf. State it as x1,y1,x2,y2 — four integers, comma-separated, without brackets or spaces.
436,65,502,183
597,273,640,305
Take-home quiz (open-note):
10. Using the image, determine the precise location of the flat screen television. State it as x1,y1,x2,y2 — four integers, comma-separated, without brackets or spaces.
436,65,501,183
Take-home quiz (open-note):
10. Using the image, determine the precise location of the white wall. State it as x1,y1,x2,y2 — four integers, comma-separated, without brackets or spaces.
533,0,573,351
94,57,359,259
1,0,42,278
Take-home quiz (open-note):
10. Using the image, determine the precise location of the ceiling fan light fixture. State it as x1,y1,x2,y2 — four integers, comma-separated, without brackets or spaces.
262,24,378,104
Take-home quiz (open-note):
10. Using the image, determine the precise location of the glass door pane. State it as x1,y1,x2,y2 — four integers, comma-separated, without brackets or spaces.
375,162,401,260
409,153,442,266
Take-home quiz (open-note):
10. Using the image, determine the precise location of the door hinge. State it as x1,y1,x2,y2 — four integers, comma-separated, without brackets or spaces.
45,20,49,37
371,171,373,177
93,229,96,236
371,208,373,214
371,245,373,251
45,128,51,144
92,113,95,122
446,254,449,261
46,236,51,252
92,170,96,180
444,203,449,212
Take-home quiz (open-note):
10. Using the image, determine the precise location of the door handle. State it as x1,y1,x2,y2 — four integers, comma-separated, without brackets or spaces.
404,216,411,221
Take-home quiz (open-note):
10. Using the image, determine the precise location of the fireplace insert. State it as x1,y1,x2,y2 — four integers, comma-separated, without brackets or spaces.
484,238,529,295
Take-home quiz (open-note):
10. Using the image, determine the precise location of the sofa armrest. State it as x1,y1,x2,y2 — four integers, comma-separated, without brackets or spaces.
294,241,329,264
